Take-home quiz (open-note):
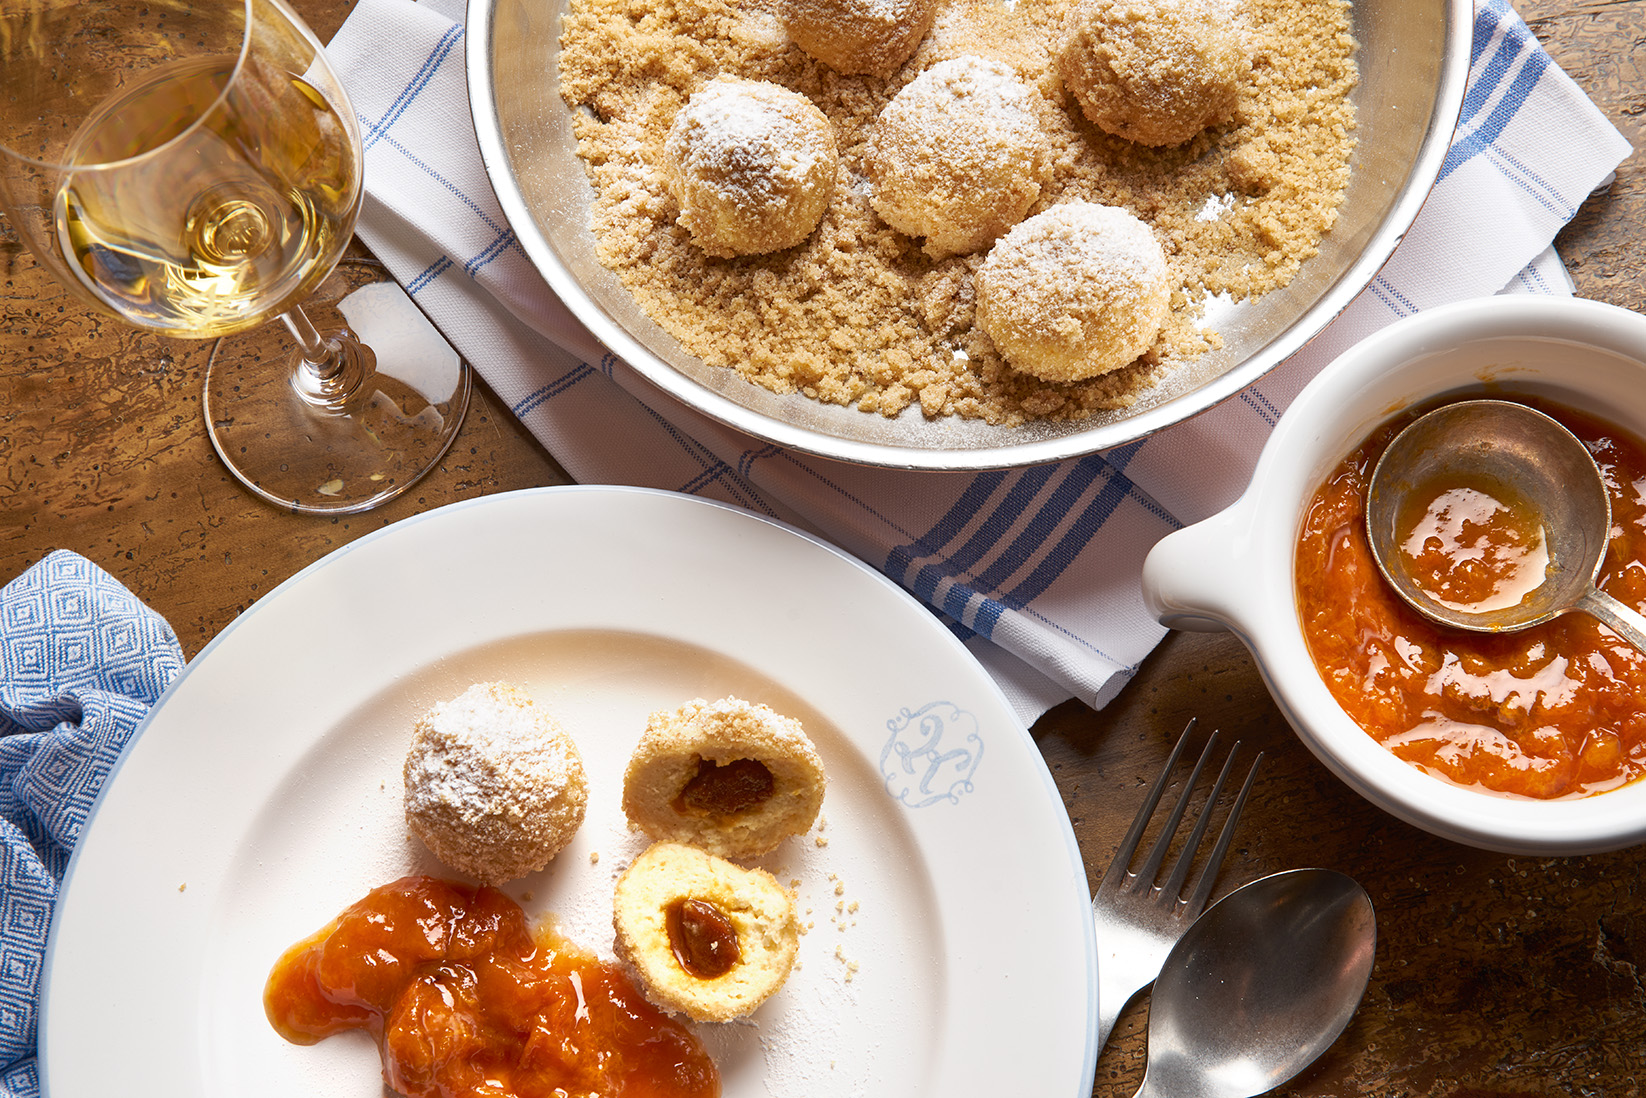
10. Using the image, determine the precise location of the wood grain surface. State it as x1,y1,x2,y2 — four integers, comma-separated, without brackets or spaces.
2,0,1643,1094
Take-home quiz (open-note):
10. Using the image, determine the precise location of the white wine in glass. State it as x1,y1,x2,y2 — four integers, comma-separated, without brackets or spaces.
0,0,471,513
57,53,356,337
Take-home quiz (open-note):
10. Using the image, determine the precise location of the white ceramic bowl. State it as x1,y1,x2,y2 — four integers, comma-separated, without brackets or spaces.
1141,295,1646,855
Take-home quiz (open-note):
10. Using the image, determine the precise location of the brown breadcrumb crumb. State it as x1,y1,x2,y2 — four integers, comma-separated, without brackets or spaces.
558,0,1357,425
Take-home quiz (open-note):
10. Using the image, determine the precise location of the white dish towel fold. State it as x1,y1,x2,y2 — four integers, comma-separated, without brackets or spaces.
327,0,1631,724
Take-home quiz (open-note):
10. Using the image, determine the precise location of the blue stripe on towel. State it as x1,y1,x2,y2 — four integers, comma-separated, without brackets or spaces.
1440,51,1551,184
405,255,452,296
508,356,777,516
943,466,1059,579
1237,387,1281,428
1509,261,1558,294
1461,5,1519,118
371,129,517,245
512,363,597,417
883,450,1172,647
1439,0,1551,185
884,472,1008,583
1468,3,1502,66
878,439,1181,643
464,229,520,278
640,413,779,517
361,23,464,151
736,444,783,480
763,450,927,538
1006,461,1141,606
892,468,1054,636
972,461,1105,594
972,458,1133,634
1369,273,1420,319
937,607,978,642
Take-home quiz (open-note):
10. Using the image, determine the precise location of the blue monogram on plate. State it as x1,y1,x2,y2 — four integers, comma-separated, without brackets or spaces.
879,701,983,808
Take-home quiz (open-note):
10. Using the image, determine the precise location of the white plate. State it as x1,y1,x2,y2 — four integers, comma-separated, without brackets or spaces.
41,486,1097,1098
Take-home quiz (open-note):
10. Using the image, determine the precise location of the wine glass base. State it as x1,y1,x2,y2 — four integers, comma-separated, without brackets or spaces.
203,260,472,515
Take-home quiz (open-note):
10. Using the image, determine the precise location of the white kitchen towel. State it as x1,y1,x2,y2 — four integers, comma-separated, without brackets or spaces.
327,0,1632,723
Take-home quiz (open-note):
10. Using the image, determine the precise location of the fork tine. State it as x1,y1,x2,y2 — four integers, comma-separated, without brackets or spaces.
1131,727,1221,891
1096,718,1197,894
1183,749,1264,915
1089,725,1265,1058
1157,741,1241,903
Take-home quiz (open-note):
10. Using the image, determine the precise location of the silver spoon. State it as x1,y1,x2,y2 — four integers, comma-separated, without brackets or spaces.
1364,398,1646,653
1131,868,1375,1098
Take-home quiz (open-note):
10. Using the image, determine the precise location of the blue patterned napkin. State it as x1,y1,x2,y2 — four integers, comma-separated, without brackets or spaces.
328,0,1631,722
0,552,183,1098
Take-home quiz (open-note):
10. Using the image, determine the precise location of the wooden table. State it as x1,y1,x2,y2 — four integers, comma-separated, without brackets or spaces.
3,0,1643,1093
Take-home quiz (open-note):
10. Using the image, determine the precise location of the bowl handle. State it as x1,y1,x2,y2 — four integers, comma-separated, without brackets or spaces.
1141,507,1251,633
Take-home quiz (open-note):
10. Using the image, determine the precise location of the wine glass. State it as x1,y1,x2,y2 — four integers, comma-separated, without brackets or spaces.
0,0,471,514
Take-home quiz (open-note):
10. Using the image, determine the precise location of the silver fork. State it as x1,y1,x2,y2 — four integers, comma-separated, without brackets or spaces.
1092,719,1263,1054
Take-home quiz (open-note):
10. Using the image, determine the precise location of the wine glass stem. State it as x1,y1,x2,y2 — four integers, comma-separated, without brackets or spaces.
282,302,374,413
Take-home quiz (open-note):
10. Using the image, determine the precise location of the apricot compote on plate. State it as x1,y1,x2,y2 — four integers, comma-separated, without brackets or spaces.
264,875,719,1098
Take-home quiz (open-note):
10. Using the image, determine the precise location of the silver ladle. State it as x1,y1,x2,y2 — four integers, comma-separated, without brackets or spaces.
1364,398,1646,653
1131,868,1376,1098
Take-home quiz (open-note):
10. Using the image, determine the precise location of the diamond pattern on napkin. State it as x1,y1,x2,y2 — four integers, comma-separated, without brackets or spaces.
0,551,183,1097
